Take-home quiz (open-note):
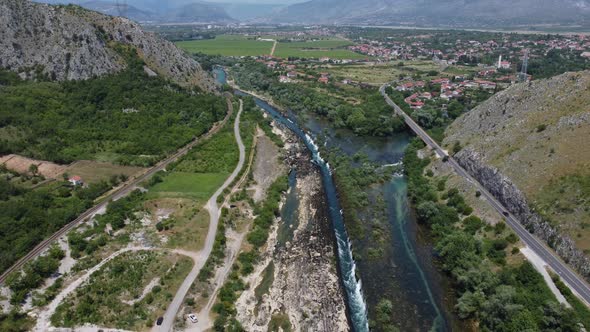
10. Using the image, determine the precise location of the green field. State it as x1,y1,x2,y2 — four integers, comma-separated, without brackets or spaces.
176,35,365,60
274,40,366,59
176,35,273,56
148,172,228,200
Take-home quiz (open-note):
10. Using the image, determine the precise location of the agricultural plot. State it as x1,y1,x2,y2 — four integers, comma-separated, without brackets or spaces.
274,39,366,59
143,114,240,250
176,35,364,59
65,160,145,184
324,61,446,84
176,35,273,57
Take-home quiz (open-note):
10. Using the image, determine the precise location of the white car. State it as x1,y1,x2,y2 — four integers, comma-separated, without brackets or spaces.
188,313,198,323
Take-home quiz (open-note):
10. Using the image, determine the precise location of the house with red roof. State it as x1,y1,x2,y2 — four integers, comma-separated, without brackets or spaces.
69,176,83,186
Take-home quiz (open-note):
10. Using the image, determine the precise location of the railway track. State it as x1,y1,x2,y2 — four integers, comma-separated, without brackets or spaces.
0,95,234,284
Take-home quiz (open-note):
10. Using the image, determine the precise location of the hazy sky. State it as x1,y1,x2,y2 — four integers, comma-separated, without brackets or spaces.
37,0,307,4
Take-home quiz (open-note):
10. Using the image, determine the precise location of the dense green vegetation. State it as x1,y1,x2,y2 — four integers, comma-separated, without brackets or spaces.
404,139,586,331
6,245,65,304
327,150,391,248
0,47,226,166
0,170,113,274
372,299,399,332
0,311,32,332
232,60,406,136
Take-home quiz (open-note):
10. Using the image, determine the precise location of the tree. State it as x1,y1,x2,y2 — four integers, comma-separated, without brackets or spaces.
416,201,439,223
28,164,38,176
456,290,486,319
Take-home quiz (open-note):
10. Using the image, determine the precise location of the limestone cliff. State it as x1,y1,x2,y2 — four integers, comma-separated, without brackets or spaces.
0,0,214,91
443,71,590,280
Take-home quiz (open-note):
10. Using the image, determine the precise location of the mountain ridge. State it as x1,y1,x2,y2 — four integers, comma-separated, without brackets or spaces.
268,0,590,27
0,0,214,90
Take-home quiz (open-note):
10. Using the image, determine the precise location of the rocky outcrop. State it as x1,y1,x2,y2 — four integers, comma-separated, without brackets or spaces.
0,0,214,91
455,148,590,280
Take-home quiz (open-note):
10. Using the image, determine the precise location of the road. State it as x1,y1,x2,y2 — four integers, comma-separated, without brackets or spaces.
0,94,235,285
379,84,590,306
155,99,246,332
190,126,258,331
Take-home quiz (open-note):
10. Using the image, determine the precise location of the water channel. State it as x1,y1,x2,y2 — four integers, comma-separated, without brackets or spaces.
214,68,459,331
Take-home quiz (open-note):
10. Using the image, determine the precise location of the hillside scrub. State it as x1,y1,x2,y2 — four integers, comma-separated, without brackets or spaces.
404,139,586,331
50,251,193,330
213,176,288,329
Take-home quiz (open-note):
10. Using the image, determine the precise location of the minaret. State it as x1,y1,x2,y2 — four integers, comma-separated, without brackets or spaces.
497,55,502,69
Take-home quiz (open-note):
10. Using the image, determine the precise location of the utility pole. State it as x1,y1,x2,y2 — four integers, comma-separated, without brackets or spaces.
519,49,529,82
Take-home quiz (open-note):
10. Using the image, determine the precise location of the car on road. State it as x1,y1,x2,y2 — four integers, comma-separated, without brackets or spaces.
188,313,198,323
156,317,164,326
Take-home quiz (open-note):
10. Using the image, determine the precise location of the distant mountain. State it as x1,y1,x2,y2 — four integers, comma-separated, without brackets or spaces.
217,2,284,21
269,0,590,27
81,1,156,22
163,2,236,23
33,0,237,23
0,0,214,90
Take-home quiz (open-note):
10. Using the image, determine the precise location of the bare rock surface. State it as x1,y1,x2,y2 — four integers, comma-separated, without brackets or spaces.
0,0,214,91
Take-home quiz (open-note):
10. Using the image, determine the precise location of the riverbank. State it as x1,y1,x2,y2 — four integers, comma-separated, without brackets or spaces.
235,124,349,331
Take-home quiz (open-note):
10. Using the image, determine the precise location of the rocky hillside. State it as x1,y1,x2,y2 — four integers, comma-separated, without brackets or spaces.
443,71,590,277
0,0,214,90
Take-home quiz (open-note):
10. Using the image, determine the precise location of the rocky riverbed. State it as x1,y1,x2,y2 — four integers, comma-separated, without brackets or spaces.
235,125,349,331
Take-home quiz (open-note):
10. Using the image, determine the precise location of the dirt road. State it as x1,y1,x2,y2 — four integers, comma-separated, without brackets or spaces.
155,99,245,332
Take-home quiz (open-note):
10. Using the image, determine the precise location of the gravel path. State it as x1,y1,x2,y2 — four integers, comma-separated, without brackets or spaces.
34,247,149,332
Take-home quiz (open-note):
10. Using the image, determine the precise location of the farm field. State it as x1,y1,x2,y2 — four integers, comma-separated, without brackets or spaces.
147,172,228,200
142,112,240,250
176,35,365,59
176,35,273,56
274,39,366,59
65,160,145,184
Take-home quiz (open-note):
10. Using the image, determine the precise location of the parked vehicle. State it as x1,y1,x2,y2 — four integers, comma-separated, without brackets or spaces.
188,313,198,323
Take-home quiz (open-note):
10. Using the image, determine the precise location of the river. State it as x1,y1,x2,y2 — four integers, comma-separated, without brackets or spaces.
214,68,460,332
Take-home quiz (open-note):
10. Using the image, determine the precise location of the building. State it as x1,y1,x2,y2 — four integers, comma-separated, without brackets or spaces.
69,175,83,186
279,75,291,83
318,76,329,84
287,71,298,78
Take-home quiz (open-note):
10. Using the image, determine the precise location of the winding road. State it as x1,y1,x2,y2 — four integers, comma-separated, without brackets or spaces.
379,84,590,306
155,99,246,332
